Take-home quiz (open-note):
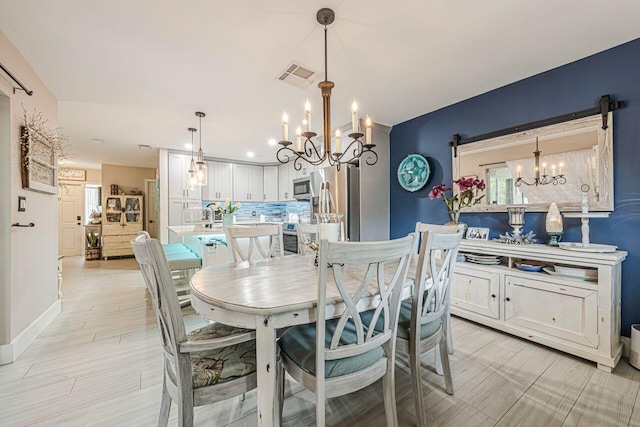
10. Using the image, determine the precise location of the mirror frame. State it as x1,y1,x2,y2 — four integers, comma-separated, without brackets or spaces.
452,113,613,212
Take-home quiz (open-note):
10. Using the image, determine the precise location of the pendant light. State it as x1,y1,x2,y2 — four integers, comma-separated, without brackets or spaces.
195,111,208,186
187,127,198,189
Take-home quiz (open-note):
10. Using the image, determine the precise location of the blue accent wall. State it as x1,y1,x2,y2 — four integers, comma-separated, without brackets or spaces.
390,38,640,337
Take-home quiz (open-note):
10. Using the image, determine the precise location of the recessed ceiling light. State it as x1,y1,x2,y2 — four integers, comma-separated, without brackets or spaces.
268,138,276,146
92,138,104,144
184,143,192,149
247,151,255,158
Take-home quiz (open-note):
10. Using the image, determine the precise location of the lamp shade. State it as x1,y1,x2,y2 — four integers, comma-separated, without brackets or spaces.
546,202,563,233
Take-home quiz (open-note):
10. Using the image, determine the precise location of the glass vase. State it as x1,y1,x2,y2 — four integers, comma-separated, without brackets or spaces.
445,211,467,238
222,214,234,228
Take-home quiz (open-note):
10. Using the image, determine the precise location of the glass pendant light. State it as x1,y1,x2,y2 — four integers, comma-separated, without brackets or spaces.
187,127,198,189
195,111,208,186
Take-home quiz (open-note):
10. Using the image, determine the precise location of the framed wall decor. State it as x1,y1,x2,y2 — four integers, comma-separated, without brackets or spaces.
59,168,86,181
20,126,58,194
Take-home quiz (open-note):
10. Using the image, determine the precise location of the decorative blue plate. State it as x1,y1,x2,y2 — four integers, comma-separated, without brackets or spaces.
515,262,544,272
397,154,430,192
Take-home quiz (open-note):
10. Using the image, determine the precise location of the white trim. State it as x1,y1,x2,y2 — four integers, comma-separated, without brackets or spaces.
0,300,61,365
622,336,631,358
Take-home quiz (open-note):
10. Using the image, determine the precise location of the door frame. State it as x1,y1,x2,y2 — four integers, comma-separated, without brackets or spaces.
145,178,158,238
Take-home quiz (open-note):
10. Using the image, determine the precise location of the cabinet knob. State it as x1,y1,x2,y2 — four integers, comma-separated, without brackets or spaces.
491,294,496,298
505,297,511,302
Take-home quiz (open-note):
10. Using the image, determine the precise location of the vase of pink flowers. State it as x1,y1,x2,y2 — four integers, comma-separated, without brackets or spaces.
429,178,486,233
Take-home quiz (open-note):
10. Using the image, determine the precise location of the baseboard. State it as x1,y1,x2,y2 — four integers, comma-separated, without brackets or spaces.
622,336,631,358
0,299,61,365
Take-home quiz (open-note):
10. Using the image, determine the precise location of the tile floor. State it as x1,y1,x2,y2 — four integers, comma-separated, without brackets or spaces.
1,256,639,426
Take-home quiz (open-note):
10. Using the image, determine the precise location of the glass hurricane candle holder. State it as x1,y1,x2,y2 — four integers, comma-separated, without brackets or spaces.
507,205,526,237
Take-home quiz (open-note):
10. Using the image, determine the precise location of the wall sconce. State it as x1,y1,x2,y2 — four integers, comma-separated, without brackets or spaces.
507,205,526,236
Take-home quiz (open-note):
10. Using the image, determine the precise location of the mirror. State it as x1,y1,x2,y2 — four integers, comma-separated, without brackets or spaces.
453,114,613,212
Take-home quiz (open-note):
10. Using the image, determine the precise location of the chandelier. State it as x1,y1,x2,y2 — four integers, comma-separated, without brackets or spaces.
515,137,566,187
276,8,378,170
194,111,207,186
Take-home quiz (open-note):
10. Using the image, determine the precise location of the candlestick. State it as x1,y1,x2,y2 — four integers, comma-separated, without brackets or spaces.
335,129,341,153
365,116,372,145
517,165,522,178
551,164,556,177
282,111,288,141
351,99,359,134
581,190,589,214
542,163,547,175
559,162,563,175
304,99,311,132
296,126,302,152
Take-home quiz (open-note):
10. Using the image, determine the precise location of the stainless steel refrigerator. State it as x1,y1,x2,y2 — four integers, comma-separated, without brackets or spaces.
310,164,360,242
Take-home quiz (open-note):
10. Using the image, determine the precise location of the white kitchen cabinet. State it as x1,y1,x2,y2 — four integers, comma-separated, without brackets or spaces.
168,152,201,200
204,161,233,201
263,166,279,202
233,163,263,202
278,163,295,201
450,240,627,372
168,199,201,244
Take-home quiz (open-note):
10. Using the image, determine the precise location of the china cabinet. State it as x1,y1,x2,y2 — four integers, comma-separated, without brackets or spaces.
102,195,143,258
450,240,626,371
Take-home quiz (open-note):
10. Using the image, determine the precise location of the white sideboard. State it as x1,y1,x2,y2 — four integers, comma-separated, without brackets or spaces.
451,240,627,372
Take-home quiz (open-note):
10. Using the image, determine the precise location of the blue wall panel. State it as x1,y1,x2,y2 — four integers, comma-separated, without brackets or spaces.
390,38,640,336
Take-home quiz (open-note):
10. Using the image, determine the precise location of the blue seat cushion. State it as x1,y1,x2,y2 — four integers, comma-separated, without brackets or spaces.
162,243,192,255
360,300,441,340
278,317,385,378
187,323,256,388
165,251,201,270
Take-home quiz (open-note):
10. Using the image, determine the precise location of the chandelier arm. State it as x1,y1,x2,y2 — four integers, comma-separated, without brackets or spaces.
363,149,379,166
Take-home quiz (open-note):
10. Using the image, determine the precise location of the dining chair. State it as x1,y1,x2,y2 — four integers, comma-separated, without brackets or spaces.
278,234,415,426
398,230,463,427
131,233,258,427
296,223,318,254
226,223,284,262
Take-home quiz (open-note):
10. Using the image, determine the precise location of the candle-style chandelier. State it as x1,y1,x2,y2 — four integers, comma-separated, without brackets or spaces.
276,8,378,170
515,137,567,187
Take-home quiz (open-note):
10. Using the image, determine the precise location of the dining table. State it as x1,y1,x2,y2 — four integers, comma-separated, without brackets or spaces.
190,254,418,427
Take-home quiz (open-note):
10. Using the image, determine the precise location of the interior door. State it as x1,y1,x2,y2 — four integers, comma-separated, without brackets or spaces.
145,180,158,238
58,183,84,256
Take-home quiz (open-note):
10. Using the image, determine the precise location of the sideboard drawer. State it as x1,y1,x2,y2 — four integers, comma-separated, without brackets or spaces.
452,269,500,319
504,275,598,348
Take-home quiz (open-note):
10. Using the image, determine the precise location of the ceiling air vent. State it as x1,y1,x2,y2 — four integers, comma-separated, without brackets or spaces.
275,61,318,89
138,144,152,150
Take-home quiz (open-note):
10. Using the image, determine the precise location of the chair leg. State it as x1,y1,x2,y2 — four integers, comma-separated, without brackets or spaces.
434,344,444,375
158,375,171,427
382,357,399,427
177,355,194,427
447,314,454,355
439,336,454,395
277,361,285,425
409,337,427,427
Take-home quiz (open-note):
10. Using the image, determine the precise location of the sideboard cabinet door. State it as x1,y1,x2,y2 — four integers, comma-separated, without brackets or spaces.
451,267,500,319
504,275,598,348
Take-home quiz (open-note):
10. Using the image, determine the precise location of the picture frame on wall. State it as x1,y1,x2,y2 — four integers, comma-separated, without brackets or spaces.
20,126,58,195
59,168,86,181
466,227,490,240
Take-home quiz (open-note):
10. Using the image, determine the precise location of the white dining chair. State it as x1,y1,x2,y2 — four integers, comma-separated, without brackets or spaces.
277,235,415,426
131,233,259,427
226,224,284,262
397,230,463,427
296,223,318,254
413,222,464,358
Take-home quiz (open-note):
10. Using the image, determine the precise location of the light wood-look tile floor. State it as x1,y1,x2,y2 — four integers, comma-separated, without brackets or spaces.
2,256,639,426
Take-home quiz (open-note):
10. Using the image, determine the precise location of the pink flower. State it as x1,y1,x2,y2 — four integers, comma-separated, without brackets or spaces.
429,184,447,199
475,179,486,191
454,178,475,191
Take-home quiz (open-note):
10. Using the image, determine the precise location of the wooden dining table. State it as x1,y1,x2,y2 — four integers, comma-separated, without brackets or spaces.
190,254,417,427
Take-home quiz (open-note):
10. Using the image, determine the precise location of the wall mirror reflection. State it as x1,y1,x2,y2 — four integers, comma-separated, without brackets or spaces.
453,114,613,212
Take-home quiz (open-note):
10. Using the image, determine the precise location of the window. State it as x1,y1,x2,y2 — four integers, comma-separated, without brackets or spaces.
85,184,102,224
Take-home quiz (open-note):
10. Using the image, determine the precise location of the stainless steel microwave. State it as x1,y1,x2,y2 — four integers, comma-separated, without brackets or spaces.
293,177,311,200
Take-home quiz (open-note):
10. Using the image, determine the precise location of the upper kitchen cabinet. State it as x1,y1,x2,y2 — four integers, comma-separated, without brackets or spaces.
168,152,201,200
278,163,295,201
233,163,264,202
204,160,233,201
263,166,279,202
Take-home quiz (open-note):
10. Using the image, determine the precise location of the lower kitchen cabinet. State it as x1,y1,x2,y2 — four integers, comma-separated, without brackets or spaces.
450,240,626,372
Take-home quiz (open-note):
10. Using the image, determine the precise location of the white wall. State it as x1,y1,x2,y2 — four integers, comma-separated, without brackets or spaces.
0,28,60,362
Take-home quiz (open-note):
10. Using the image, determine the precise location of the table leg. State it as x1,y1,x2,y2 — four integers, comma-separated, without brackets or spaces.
256,315,279,427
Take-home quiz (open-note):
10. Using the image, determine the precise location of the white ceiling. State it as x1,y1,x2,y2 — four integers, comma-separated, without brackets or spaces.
1,0,639,170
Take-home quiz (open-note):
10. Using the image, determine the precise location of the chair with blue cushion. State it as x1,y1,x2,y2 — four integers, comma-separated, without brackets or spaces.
399,229,463,427
131,233,258,427
277,235,415,426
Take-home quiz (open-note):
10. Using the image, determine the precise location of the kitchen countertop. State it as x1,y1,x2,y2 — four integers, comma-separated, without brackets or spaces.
168,222,288,237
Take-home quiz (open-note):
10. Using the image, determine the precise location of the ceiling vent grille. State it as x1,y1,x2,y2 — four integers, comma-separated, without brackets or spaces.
276,61,318,89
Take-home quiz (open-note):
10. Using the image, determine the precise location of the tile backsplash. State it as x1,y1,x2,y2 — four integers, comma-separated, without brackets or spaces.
201,201,310,223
